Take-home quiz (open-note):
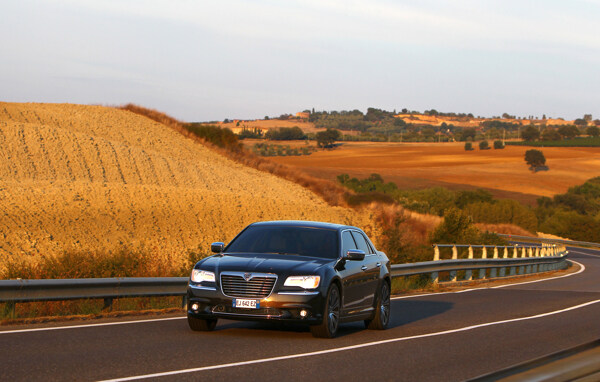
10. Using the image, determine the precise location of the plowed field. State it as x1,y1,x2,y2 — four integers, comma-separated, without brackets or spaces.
270,141,600,204
0,103,375,272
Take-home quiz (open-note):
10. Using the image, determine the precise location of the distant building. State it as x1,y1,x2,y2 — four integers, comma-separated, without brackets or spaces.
295,112,310,120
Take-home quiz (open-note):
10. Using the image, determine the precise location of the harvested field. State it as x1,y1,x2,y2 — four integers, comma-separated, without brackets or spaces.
270,141,600,204
0,103,376,274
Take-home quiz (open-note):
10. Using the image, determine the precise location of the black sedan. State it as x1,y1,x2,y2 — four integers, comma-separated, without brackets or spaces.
186,220,391,338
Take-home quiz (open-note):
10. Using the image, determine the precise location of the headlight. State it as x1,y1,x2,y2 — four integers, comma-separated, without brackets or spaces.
284,275,320,289
191,269,215,283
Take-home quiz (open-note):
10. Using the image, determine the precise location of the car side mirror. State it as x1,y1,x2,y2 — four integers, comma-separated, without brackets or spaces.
345,249,365,261
211,242,225,253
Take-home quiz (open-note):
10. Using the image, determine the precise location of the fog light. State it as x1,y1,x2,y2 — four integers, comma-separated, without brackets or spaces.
300,309,308,318
191,303,199,311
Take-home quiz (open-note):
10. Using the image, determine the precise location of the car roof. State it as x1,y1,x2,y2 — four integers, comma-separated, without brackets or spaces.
249,220,358,231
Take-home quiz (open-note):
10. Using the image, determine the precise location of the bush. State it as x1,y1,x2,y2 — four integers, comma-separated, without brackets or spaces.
479,140,490,150
493,140,505,149
316,128,341,148
521,125,540,141
464,199,538,233
185,123,241,152
430,208,480,244
464,142,473,151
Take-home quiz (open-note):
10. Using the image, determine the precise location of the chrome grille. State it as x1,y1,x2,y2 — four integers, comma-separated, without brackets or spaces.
220,272,277,298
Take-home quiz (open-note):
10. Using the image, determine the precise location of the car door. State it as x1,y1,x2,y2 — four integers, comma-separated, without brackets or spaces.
350,230,380,310
338,230,373,315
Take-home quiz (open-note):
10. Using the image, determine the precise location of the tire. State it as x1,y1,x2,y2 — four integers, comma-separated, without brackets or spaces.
310,284,341,338
365,280,391,330
187,315,217,331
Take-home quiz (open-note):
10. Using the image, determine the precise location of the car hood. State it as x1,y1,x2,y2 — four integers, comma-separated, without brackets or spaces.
199,253,334,275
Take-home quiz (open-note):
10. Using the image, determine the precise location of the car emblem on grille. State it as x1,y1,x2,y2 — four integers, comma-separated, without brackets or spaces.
243,273,252,281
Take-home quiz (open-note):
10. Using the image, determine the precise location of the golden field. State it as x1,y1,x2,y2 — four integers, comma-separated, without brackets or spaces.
270,141,600,204
0,103,376,274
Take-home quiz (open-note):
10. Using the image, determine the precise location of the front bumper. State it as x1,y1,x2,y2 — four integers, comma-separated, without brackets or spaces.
187,284,325,324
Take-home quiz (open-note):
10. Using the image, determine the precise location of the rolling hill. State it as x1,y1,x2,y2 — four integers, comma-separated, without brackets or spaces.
0,102,375,274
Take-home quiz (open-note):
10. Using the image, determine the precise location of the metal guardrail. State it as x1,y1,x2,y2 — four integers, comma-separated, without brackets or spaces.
0,243,568,316
497,233,600,248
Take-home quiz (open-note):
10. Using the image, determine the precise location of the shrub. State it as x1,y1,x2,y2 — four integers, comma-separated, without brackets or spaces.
521,125,540,141
265,126,306,140
464,142,473,151
316,128,341,148
430,208,480,244
479,140,490,150
493,140,505,149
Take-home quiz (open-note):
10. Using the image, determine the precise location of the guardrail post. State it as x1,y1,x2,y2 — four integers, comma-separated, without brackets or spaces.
509,246,517,276
525,247,533,273
463,245,473,281
103,298,113,312
182,295,187,308
5,301,16,319
500,247,508,277
431,271,439,285
490,247,499,278
535,247,540,257
519,247,527,274
433,245,440,261
450,246,458,282
479,247,487,279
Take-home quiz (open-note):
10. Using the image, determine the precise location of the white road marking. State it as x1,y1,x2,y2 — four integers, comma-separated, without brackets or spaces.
98,297,600,382
0,316,185,335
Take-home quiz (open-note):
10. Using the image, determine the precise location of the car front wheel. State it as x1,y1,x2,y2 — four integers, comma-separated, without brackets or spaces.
310,283,341,338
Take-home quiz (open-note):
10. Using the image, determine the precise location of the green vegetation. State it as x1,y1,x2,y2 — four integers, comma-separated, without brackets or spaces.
316,128,341,148
185,123,242,152
507,137,600,147
493,140,505,149
524,149,547,171
479,140,490,150
238,127,263,139
265,126,306,140
252,143,315,157
464,142,473,151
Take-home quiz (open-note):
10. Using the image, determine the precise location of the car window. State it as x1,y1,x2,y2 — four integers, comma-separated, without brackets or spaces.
341,231,357,255
225,226,339,259
351,231,372,254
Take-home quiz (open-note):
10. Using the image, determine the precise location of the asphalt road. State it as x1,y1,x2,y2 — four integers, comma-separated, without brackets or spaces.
2,247,599,382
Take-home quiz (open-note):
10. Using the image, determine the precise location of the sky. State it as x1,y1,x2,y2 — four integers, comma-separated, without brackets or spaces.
1,0,599,122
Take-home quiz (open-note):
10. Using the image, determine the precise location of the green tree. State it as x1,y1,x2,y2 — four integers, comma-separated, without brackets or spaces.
464,142,473,151
586,125,600,137
521,125,540,141
557,125,580,139
460,128,476,141
541,128,561,141
316,128,341,148
525,149,546,170
479,140,490,150
493,140,505,149
574,118,588,126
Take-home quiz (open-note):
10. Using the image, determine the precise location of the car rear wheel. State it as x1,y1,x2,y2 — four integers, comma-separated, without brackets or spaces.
365,281,390,330
188,315,217,331
310,284,340,338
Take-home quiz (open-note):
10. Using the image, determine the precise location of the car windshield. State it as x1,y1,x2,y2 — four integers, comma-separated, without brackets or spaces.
225,226,339,259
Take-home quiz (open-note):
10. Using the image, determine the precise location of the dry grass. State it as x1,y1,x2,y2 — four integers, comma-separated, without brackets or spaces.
0,102,375,276
475,223,534,237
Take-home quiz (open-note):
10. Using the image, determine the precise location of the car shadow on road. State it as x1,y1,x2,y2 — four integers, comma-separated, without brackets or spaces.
389,299,453,328
208,300,452,338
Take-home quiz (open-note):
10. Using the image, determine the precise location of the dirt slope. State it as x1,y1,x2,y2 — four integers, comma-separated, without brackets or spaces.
0,103,375,272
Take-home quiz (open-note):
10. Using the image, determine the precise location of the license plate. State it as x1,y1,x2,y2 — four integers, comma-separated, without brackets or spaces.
233,299,260,309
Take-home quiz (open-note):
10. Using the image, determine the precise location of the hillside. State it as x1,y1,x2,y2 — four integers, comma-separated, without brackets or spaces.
0,103,375,273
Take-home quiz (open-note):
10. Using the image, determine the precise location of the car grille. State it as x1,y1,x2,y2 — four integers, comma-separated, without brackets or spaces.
220,273,277,298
